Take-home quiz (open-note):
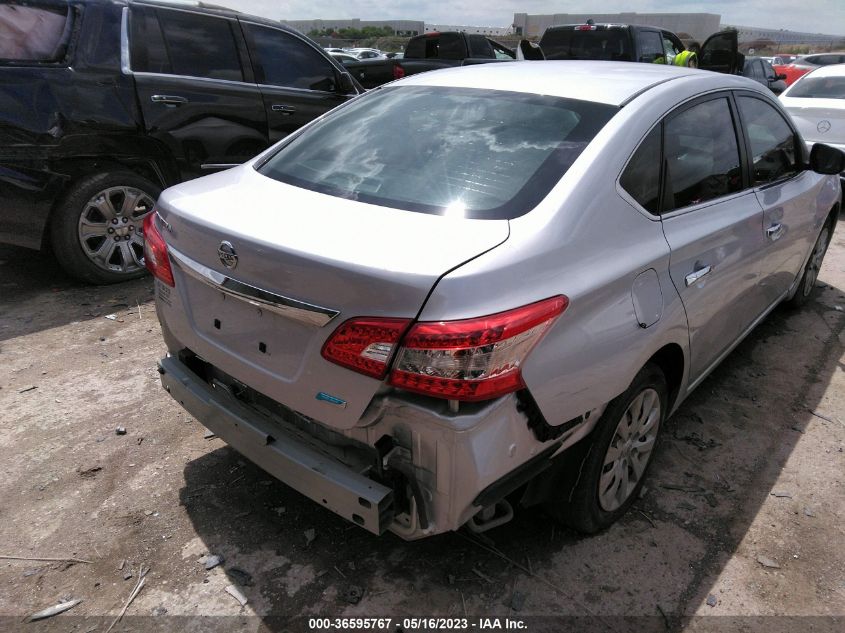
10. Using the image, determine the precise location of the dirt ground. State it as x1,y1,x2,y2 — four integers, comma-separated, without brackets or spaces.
1,223,844,633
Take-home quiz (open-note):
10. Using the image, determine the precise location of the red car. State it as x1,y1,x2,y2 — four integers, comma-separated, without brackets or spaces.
776,52,845,86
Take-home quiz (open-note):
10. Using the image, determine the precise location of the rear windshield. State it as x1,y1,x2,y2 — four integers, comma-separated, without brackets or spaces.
0,2,72,62
257,86,618,220
788,76,845,99
540,27,632,61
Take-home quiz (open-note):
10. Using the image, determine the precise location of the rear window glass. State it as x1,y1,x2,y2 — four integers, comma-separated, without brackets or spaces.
788,76,845,99
0,3,72,62
257,86,617,220
540,28,632,61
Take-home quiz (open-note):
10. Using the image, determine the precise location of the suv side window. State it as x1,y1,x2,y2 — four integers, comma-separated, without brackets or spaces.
737,96,799,185
244,24,336,92
663,98,743,211
639,31,664,63
132,7,243,81
0,3,73,63
620,126,662,214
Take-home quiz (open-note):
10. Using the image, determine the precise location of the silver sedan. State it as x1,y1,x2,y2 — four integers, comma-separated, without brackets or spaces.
147,61,843,539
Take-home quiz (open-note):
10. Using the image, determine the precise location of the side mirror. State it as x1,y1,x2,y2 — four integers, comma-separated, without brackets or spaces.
338,73,357,95
810,143,845,175
776,73,787,81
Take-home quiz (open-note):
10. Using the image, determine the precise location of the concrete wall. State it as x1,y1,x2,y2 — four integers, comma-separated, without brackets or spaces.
424,24,512,36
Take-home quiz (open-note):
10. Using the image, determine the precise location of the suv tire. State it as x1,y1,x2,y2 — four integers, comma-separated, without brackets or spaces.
50,171,160,284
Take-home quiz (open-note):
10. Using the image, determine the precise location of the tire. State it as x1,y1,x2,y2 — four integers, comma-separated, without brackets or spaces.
50,171,160,284
787,218,834,308
547,363,668,534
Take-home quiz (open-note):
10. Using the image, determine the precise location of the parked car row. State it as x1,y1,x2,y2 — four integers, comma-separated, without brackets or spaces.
0,2,842,284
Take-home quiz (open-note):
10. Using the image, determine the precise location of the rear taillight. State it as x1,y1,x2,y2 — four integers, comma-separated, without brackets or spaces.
143,211,174,287
393,64,405,80
321,318,411,379
388,296,567,402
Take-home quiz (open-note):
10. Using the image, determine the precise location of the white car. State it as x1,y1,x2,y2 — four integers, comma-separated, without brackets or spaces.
780,64,845,162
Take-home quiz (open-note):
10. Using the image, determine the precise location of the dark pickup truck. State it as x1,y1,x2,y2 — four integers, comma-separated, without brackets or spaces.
343,31,516,89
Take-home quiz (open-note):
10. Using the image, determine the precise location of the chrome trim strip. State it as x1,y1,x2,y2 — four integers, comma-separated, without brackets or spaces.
200,163,240,170
168,246,339,327
120,7,131,74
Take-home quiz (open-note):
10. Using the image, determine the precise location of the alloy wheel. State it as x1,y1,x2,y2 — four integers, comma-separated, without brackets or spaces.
77,186,155,275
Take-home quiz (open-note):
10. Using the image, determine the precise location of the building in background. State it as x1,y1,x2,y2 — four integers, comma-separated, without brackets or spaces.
726,25,844,50
282,18,424,37
424,24,512,36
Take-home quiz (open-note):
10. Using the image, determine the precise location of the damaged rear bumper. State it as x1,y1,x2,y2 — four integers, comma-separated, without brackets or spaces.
159,352,582,539
159,355,394,535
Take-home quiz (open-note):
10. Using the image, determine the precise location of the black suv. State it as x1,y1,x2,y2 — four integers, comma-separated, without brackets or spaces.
0,0,361,283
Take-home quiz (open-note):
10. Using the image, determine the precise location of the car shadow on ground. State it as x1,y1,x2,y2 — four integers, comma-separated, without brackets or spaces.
178,276,845,629
0,244,154,342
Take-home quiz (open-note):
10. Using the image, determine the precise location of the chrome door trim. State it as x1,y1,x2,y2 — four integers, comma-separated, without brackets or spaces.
168,246,340,327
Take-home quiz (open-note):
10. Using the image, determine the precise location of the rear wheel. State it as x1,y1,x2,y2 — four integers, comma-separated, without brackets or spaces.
788,219,834,308
50,172,159,284
547,363,667,533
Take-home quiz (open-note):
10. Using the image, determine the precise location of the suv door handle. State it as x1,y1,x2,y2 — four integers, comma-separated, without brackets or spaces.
150,95,188,106
766,223,785,241
271,104,297,115
685,265,712,287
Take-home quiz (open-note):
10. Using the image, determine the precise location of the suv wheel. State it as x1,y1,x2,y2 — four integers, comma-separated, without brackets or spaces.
547,363,667,533
50,172,160,284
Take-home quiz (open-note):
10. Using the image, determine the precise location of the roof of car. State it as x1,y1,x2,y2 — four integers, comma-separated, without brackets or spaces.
799,64,845,78
396,61,749,106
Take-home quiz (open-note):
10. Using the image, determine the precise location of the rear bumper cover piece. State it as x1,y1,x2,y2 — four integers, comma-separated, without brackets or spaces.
158,355,394,535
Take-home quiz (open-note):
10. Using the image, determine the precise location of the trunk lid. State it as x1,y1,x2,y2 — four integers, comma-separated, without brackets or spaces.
780,98,845,146
155,165,510,429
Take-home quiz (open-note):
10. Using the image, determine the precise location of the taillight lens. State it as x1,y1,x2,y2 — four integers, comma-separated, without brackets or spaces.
388,296,567,402
143,212,174,287
321,318,412,379
393,64,405,80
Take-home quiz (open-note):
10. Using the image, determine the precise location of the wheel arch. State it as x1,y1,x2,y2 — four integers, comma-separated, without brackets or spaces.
645,342,686,414
40,156,175,250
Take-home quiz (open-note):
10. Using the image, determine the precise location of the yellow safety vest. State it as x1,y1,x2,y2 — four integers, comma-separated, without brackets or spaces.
674,50,697,67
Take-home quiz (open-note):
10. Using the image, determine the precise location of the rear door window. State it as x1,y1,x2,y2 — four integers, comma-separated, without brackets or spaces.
662,97,743,211
244,24,336,92
620,126,662,214
258,86,618,220
131,7,243,81
437,32,465,60
0,2,73,63
737,96,800,184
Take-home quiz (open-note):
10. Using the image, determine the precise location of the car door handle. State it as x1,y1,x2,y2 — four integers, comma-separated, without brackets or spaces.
685,265,712,287
150,95,188,106
271,104,297,115
766,223,785,241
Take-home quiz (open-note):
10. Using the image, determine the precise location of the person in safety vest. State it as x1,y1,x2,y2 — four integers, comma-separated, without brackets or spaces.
674,50,698,68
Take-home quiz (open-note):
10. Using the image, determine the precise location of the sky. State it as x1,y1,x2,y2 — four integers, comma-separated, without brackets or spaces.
225,1,845,35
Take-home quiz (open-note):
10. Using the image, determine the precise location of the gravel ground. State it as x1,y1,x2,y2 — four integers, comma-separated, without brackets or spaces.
0,224,843,632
